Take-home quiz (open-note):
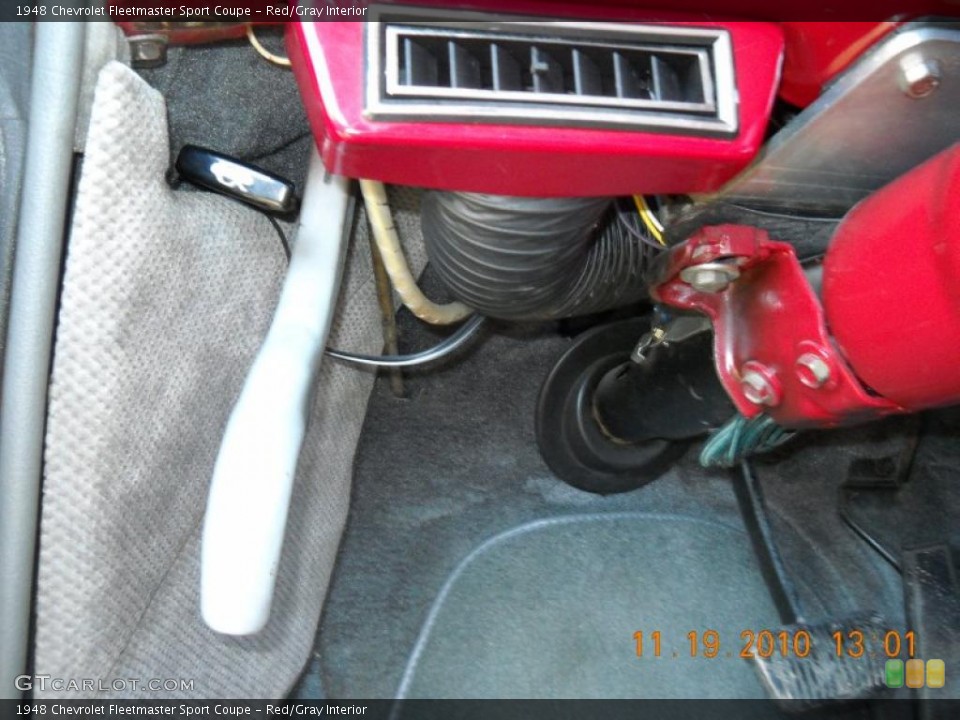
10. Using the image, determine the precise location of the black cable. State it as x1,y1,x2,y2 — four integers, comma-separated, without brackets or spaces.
265,214,291,260
245,129,313,163
726,203,841,224
169,165,293,261
838,504,902,572
262,206,486,368
733,460,806,625
326,315,486,368
615,198,665,251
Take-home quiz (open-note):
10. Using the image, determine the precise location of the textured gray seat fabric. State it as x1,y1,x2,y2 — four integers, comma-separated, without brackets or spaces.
35,62,422,699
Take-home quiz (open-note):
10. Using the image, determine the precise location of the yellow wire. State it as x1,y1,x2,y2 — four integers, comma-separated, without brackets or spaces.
246,24,292,68
633,194,666,246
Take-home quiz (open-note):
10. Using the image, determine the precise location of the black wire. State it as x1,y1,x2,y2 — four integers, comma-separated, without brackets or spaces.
726,203,842,224
326,315,486,368
614,198,664,251
265,214,291,260
170,167,293,262
245,129,313,163
734,460,806,625
839,504,902,572
262,206,485,368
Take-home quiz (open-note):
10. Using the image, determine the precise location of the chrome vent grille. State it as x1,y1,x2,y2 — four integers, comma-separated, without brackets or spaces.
365,6,738,136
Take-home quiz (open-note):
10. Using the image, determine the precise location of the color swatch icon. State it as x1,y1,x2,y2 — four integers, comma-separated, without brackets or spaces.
885,658,946,689
927,659,945,689
906,659,925,688
885,659,904,688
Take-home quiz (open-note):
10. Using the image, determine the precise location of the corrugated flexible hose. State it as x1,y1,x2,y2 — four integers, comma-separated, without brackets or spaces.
421,191,650,321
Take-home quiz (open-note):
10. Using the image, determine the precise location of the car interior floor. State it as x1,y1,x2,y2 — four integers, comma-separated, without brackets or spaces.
293,272,945,709
141,38,958,711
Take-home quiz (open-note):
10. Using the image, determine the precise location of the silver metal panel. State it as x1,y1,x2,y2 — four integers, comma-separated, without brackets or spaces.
719,24,960,213
364,5,738,137
0,21,86,700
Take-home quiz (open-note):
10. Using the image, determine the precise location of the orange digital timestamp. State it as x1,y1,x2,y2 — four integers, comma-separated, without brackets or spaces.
633,629,918,659
832,629,916,658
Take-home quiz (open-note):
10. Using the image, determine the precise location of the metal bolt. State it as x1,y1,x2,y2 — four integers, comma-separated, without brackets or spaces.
795,353,831,389
129,35,169,69
630,326,666,364
679,262,740,293
900,56,941,99
741,366,780,407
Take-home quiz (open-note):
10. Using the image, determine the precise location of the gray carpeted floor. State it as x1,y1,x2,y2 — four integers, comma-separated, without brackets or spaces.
397,514,783,699
302,284,908,701
139,30,312,192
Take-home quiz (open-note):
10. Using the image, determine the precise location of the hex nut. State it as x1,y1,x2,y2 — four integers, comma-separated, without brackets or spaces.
679,263,740,293
795,353,831,389
900,57,941,99
741,368,780,407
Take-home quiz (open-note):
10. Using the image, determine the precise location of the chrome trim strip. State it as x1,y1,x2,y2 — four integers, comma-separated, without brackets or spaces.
364,5,739,137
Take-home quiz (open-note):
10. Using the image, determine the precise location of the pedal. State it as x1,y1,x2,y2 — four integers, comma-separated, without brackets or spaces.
752,613,888,708
734,463,890,708
903,544,960,712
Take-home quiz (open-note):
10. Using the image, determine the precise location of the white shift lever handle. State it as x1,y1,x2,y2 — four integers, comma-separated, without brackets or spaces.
201,155,351,635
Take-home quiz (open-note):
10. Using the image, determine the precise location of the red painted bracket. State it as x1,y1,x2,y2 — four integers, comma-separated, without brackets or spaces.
650,225,902,429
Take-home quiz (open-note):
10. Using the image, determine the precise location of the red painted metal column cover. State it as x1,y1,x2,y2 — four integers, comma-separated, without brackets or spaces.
823,143,960,410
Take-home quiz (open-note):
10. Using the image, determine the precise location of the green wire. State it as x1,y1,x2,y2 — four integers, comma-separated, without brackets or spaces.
700,414,797,469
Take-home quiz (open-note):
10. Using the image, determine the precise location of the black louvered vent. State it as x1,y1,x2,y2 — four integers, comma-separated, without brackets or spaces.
366,7,738,136
397,33,708,105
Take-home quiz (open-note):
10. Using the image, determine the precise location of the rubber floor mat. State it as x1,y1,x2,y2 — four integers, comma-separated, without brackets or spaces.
396,513,782,700
310,280,903,706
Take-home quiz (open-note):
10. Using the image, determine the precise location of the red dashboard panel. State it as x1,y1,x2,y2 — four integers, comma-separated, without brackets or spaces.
287,9,784,197
777,21,900,107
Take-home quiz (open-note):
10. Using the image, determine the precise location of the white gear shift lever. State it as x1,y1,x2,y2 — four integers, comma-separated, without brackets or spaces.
201,150,351,635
